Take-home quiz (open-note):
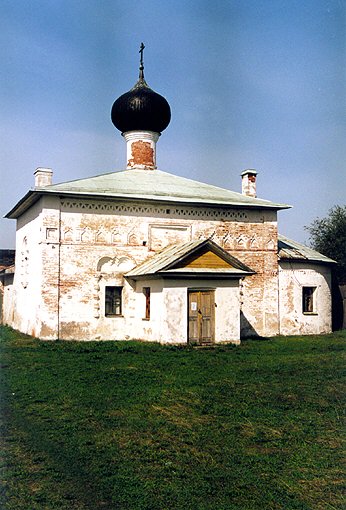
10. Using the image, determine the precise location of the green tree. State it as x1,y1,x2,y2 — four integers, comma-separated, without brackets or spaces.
305,205,346,283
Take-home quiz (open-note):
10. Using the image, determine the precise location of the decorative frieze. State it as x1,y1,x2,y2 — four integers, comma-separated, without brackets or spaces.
56,221,277,252
63,228,73,242
60,199,249,221
46,228,58,242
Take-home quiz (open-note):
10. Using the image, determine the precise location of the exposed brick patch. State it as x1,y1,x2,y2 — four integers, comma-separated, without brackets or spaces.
128,141,154,168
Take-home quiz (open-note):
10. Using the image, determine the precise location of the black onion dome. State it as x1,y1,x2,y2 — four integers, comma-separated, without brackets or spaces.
111,73,171,134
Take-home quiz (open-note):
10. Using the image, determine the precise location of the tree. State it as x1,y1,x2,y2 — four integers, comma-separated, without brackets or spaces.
305,205,346,284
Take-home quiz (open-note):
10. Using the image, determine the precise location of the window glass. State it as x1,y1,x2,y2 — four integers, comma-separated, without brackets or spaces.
302,287,316,313
105,286,122,316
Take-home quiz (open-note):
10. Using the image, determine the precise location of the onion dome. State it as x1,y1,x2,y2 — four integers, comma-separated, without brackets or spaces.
111,44,171,134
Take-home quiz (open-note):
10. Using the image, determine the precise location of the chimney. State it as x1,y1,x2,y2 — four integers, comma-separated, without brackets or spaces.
241,169,257,197
34,168,53,188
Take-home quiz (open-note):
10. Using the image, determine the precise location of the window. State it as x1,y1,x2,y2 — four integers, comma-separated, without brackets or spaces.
302,287,316,314
143,287,150,320
105,286,122,316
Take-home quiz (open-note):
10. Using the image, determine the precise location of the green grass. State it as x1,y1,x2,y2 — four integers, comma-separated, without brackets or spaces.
0,326,345,510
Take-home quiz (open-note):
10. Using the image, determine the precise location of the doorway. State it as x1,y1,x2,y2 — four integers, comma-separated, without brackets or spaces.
188,290,215,345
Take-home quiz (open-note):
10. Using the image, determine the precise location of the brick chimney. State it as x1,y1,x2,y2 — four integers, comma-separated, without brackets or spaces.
34,168,53,188
241,169,257,198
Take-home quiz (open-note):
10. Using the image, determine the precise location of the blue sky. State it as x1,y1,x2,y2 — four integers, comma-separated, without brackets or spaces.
1,0,345,248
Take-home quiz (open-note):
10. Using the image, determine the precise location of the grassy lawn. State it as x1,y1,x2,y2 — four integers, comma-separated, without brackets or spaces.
0,326,345,509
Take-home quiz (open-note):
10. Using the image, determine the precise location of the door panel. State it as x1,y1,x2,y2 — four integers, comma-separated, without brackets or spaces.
188,292,199,344
201,291,214,343
188,290,215,345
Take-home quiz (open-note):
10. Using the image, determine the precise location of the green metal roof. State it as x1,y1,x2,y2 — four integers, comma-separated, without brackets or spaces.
41,169,289,208
278,235,336,264
6,168,290,219
126,238,254,279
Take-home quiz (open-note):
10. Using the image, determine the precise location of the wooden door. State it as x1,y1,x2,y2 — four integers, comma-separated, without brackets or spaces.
188,290,215,345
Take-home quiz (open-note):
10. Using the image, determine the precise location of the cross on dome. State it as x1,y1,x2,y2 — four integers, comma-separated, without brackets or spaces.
139,42,145,66
111,44,171,135
139,42,145,81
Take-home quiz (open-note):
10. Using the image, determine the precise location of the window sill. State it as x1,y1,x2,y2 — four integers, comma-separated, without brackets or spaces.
142,318,150,321
303,312,318,316
105,315,124,318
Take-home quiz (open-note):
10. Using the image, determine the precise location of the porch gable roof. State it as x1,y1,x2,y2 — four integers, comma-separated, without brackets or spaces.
126,239,255,279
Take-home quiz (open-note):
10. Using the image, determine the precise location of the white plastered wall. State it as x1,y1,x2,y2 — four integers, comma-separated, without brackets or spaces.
8,194,277,341
10,199,44,337
131,278,241,344
56,198,277,339
1,276,15,325
54,275,241,343
279,261,332,335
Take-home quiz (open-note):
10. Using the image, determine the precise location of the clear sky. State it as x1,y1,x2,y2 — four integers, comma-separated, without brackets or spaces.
1,0,345,248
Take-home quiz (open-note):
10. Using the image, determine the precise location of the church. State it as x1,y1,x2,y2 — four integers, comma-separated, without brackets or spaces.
0,50,335,344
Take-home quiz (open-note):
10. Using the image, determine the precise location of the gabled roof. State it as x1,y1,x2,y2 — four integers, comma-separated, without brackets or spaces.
126,238,255,279
6,168,290,219
278,235,336,264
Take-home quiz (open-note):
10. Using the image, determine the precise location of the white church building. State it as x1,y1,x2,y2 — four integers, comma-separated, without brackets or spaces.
1,53,335,344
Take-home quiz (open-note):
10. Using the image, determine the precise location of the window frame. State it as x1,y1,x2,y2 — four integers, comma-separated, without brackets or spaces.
143,287,151,320
105,286,123,317
302,286,317,315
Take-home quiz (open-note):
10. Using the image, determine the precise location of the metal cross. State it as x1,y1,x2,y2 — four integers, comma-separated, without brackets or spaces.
139,42,145,67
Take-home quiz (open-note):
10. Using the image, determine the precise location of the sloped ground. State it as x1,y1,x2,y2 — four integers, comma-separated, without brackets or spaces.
0,326,345,509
